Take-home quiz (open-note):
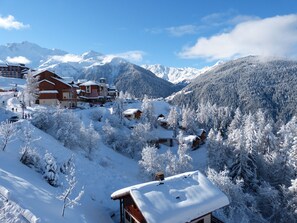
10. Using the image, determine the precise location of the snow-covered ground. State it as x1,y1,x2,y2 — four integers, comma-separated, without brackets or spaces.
0,77,208,223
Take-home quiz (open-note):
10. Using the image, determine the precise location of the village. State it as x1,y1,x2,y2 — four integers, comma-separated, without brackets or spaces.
0,63,230,223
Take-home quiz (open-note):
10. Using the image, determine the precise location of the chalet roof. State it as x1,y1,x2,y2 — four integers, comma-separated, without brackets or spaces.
111,171,229,223
123,108,141,115
151,128,173,139
197,129,206,136
51,77,72,88
80,80,99,86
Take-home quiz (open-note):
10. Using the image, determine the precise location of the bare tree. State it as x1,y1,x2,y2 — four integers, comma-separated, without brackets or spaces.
58,156,84,217
0,120,16,151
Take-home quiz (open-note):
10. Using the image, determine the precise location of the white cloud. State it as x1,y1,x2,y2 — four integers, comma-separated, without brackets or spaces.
0,15,29,30
51,54,82,63
107,51,145,63
179,14,297,60
166,25,199,37
6,56,31,64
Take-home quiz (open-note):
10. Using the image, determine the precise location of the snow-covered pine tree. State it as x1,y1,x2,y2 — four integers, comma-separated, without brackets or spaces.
167,106,179,137
112,96,124,124
43,151,59,187
139,145,162,178
141,95,155,128
181,105,196,134
129,123,155,158
176,133,192,173
24,70,39,107
207,168,265,223
207,128,227,171
20,125,41,170
81,122,99,160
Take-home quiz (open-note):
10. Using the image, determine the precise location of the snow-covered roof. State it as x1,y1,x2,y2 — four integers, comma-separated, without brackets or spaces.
123,108,141,115
39,90,58,94
183,135,199,143
196,129,206,136
80,81,99,86
111,171,229,223
152,128,173,139
51,77,72,87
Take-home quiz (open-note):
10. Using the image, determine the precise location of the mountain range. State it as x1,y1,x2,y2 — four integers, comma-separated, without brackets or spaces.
142,63,220,84
170,55,297,121
0,42,207,98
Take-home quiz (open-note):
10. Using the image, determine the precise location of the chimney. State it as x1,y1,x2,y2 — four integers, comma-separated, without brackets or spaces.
155,172,165,181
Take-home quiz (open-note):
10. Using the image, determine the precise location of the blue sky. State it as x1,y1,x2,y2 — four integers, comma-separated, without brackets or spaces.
1,0,297,68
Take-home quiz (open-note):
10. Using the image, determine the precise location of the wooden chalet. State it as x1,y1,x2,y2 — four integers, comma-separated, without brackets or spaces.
34,70,77,108
78,78,108,104
111,171,229,223
123,109,142,120
197,129,207,144
183,135,201,150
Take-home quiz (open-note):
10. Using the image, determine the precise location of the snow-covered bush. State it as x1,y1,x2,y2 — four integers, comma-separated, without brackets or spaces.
43,152,59,187
20,146,41,171
31,109,54,131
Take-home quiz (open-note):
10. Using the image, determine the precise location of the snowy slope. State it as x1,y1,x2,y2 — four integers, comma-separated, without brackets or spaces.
142,63,221,84
0,118,143,223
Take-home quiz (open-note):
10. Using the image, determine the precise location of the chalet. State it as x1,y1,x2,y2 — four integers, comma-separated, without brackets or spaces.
0,63,29,79
197,129,207,144
148,128,174,148
157,116,169,129
78,80,107,104
107,85,118,100
123,109,142,120
111,171,229,223
183,135,201,150
34,70,77,108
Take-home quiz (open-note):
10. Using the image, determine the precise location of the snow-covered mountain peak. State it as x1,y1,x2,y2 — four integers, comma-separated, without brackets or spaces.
82,50,103,60
142,63,219,84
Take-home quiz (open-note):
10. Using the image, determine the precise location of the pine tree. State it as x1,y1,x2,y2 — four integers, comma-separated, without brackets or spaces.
176,132,192,173
139,145,162,178
141,95,155,127
167,106,179,137
43,151,59,187
24,70,39,107
181,105,196,134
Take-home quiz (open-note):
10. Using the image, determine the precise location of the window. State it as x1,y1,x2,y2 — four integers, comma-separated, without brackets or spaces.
86,86,91,93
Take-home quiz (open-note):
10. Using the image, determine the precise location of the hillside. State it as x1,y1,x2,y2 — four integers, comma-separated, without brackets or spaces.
170,56,297,121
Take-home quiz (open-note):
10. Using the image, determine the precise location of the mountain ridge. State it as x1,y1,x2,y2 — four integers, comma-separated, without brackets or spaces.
170,55,297,121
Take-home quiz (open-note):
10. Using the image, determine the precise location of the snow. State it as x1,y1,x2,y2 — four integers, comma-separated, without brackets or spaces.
79,81,99,86
183,135,199,142
123,108,140,115
0,76,212,223
112,171,229,223
39,90,58,94
141,64,218,84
